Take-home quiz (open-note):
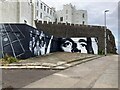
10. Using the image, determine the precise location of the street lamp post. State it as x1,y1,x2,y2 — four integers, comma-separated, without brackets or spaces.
104,10,109,56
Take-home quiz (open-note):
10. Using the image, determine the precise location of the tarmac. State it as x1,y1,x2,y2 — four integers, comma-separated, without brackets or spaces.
23,55,118,88
0,52,102,70
0,52,118,89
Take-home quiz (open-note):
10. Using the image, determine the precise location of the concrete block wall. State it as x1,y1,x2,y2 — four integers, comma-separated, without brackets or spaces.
35,21,117,54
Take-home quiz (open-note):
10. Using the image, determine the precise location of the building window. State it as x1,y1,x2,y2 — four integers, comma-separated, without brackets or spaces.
40,13,42,18
55,18,57,23
60,17,63,21
82,13,85,18
53,11,55,16
37,1,39,6
41,3,43,9
50,10,52,15
66,10,68,14
47,8,49,13
30,0,32,3
82,21,85,25
66,15,68,20
44,6,46,11
36,10,39,17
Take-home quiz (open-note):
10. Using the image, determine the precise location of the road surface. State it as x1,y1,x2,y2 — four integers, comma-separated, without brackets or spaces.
24,55,118,88
2,69,59,88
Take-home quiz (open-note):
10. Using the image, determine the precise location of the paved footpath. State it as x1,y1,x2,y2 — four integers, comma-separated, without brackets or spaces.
0,52,98,69
23,55,119,88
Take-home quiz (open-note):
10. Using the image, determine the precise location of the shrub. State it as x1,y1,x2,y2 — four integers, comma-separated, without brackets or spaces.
98,50,104,55
1,54,18,65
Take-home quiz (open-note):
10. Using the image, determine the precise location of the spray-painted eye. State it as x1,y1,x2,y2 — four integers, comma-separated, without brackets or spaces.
3,37,8,42
81,44,86,47
66,42,70,45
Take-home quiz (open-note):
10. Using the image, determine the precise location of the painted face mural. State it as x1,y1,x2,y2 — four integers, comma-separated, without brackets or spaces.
61,38,81,53
61,37,98,54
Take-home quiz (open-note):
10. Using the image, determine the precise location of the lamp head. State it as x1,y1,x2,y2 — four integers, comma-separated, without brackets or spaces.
105,10,109,12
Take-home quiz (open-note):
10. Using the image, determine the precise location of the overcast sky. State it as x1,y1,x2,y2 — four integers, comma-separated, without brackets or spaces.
42,0,119,52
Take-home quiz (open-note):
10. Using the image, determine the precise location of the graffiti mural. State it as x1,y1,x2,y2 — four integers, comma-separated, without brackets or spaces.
29,30,54,56
0,24,98,59
0,24,58,59
60,38,98,54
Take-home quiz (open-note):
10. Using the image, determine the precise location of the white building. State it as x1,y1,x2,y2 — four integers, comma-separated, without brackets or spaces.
35,0,56,23
0,0,56,27
0,0,35,26
56,3,88,25
0,1,88,27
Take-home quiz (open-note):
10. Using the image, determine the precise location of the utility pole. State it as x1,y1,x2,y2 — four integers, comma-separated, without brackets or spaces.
104,10,109,56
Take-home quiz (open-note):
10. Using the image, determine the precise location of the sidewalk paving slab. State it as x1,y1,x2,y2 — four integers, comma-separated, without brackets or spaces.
0,52,102,70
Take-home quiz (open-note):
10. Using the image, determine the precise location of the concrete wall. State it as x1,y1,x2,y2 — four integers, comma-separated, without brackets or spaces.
0,0,35,26
0,24,99,59
35,21,117,54
19,1,34,26
0,0,19,23
0,24,60,59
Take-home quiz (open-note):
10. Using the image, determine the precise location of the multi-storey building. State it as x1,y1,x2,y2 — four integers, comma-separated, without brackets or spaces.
0,0,56,27
0,0,88,27
56,3,88,25
35,0,56,22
